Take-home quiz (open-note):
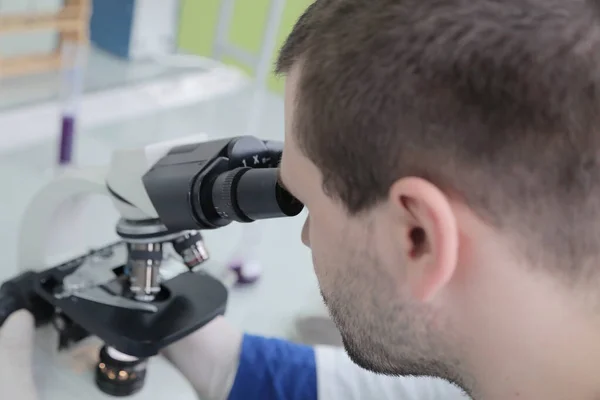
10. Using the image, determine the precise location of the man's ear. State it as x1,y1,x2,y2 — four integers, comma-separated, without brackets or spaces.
389,177,459,302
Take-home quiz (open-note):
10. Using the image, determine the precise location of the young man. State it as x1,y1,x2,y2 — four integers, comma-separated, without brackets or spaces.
6,0,600,399
152,0,600,398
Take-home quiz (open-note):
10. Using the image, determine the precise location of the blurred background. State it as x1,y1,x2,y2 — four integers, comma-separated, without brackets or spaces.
0,0,326,351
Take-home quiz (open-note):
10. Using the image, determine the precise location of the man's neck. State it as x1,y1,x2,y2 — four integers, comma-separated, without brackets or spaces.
465,274,600,399
472,336,600,400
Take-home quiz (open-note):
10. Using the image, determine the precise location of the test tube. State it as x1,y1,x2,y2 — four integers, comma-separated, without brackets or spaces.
58,41,87,166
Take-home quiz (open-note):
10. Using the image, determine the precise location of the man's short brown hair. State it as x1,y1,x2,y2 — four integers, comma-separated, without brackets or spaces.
276,0,600,280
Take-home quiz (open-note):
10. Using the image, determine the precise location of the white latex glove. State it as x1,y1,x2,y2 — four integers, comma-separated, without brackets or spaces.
162,316,243,400
0,310,38,400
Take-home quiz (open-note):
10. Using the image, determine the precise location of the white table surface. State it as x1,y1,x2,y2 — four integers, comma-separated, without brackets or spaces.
0,86,327,399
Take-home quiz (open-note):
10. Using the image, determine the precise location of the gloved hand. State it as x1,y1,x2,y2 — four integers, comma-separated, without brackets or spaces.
162,316,243,400
0,310,38,400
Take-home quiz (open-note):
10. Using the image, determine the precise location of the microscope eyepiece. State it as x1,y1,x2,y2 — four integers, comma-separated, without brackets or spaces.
211,167,303,223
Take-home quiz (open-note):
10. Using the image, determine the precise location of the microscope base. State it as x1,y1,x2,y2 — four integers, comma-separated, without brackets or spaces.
34,326,198,400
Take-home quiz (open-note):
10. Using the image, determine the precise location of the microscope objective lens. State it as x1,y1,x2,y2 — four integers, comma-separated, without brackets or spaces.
127,242,163,301
172,231,209,269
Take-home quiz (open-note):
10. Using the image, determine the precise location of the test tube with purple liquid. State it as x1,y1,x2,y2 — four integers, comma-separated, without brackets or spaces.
58,41,87,166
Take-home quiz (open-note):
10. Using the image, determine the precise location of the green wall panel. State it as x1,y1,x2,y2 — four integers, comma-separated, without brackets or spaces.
228,0,271,54
177,0,315,93
221,56,254,77
178,0,221,56
267,0,314,93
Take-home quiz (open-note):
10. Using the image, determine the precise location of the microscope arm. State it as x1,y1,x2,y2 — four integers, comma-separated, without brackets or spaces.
18,166,113,273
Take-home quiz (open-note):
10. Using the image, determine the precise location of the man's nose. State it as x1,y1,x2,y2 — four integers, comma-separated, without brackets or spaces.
301,215,310,247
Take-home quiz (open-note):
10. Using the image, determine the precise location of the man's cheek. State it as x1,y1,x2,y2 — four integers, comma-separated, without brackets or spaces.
308,229,332,275
310,245,331,290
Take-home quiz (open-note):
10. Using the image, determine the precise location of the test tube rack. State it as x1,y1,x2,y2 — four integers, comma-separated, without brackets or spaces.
0,0,90,77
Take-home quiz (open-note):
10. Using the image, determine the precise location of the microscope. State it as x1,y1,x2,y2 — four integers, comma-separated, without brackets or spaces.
0,135,303,397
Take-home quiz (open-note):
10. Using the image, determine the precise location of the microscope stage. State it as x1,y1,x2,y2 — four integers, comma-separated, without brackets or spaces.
35,268,228,358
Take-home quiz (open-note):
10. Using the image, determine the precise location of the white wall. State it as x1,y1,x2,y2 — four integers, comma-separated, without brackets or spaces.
130,0,179,59
0,0,63,58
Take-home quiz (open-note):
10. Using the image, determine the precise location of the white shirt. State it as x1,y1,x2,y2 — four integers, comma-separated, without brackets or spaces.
316,346,470,400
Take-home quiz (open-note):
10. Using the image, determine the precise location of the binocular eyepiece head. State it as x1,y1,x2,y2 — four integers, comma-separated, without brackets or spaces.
142,136,304,231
